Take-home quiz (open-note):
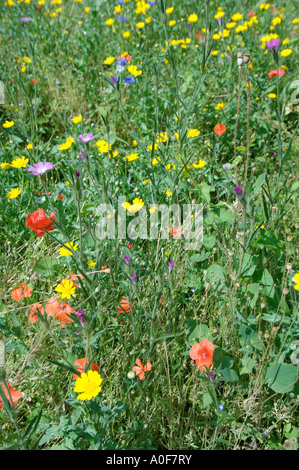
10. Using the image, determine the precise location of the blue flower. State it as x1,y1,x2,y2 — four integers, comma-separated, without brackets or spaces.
124,76,135,85
118,16,128,22
117,58,127,66
218,404,224,411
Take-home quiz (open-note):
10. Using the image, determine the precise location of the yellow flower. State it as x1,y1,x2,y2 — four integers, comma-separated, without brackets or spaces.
59,137,74,151
214,11,225,19
145,17,152,24
136,22,145,29
226,22,236,29
215,102,226,111
122,31,131,39
128,64,142,76
87,260,96,268
6,188,21,199
22,56,31,63
132,140,138,146
74,370,102,401
211,50,219,56
96,140,111,153
212,33,221,40
293,272,299,290
156,132,167,143
187,129,200,138
27,143,33,149
231,13,242,22
166,7,174,14
55,280,76,300
282,38,290,45
292,18,299,24
268,93,276,99
280,49,292,57
11,156,29,168
3,120,14,128
166,189,172,198
59,242,78,257
188,14,198,23
104,56,115,66
105,18,115,26
193,160,206,169
72,115,82,124
149,206,157,214
1,162,11,169
123,198,144,214
124,152,139,162
169,20,176,26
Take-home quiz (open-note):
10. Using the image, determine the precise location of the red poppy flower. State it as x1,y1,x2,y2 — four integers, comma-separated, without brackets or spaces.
247,10,256,17
26,209,56,237
58,193,65,200
31,78,38,85
268,68,285,78
45,298,74,323
190,339,215,371
72,358,100,380
169,225,183,238
118,297,136,313
0,383,22,409
61,273,83,289
214,123,226,136
29,303,44,323
133,359,152,381
11,283,33,302
55,303,75,323
195,30,205,42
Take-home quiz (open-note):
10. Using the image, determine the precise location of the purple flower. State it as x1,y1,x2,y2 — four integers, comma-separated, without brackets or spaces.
124,255,131,265
118,16,128,22
28,161,53,176
209,372,215,382
20,17,32,22
78,133,94,143
80,151,87,162
234,185,244,198
76,309,85,327
131,274,137,285
169,261,175,273
75,171,80,183
266,38,280,53
148,1,155,5
110,75,118,87
217,17,222,26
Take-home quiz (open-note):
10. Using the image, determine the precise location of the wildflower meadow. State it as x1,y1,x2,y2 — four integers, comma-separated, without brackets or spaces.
0,0,298,453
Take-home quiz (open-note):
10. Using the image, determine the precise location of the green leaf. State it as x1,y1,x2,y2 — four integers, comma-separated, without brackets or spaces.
185,320,211,343
265,363,298,394
35,258,58,278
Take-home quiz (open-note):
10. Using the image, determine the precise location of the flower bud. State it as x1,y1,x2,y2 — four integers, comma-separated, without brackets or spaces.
244,53,250,64
237,52,244,67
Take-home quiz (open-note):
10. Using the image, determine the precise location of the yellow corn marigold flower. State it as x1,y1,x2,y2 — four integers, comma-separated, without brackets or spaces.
156,132,167,143
27,143,33,149
280,49,292,57
193,160,206,169
169,20,176,26
122,31,131,39
211,50,219,56
124,152,139,162
3,120,14,128
96,140,111,153
104,56,115,65
74,370,102,401
87,260,96,268
11,156,29,168
215,102,226,111
268,93,276,99
128,64,142,76
123,198,144,214
136,21,145,29
55,279,76,300
1,162,11,169
6,188,22,199
188,13,198,23
105,18,115,26
72,115,82,124
59,137,74,151
292,272,299,290
187,129,200,138
59,242,78,257
231,13,242,22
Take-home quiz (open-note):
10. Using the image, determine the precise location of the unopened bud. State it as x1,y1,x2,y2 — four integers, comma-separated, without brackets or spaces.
244,53,250,64
237,52,244,67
